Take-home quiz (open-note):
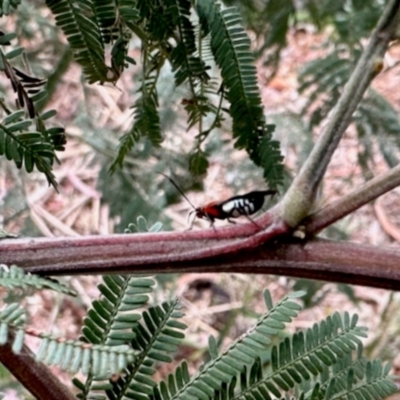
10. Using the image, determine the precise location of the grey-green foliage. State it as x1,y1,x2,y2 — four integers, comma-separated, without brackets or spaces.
223,0,295,78
72,217,185,399
125,215,163,234
0,301,136,376
0,264,76,295
0,0,21,16
298,49,400,177
355,90,400,171
225,0,398,182
72,273,187,399
0,262,396,399
0,303,25,353
147,290,395,400
43,0,284,189
0,269,138,376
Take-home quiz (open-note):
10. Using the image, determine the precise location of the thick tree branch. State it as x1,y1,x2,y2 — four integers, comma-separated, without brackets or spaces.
0,213,289,273
280,0,400,227
184,238,400,291
2,233,400,290
0,331,75,400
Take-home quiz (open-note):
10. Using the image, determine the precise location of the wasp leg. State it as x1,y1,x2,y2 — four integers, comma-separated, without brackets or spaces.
244,215,262,229
227,218,237,224
185,213,197,231
205,216,216,231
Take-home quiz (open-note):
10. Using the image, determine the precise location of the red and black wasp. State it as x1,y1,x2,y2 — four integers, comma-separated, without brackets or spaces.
160,173,277,229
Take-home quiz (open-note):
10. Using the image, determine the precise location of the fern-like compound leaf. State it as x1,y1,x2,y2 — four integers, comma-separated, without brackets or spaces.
233,312,368,399
0,264,76,295
36,336,135,377
45,0,109,83
165,0,208,87
0,0,22,16
91,0,118,43
299,50,354,129
0,303,26,353
154,290,303,400
355,89,400,171
0,302,136,375
125,216,164,234
110,74,162,171
0,40,66,187
108,299,186,400
77,274,156,396
196,1,284,189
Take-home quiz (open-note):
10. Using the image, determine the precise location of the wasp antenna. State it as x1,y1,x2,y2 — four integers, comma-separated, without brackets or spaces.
157,172,197,211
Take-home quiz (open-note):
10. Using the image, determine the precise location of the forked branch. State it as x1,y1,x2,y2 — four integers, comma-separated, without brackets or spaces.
280,0,400,227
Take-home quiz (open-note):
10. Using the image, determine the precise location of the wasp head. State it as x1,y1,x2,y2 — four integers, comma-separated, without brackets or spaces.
189,207,207,220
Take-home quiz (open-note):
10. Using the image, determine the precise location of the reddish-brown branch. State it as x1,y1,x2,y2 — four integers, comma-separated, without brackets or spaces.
1,185,400,290
0,211,289,273
0,331,75,400
2,218,400,289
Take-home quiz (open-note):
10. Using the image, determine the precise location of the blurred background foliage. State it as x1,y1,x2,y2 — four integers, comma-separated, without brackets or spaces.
2,0,400,395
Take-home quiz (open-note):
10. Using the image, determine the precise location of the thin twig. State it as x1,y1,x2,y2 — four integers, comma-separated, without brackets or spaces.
304,163,400,235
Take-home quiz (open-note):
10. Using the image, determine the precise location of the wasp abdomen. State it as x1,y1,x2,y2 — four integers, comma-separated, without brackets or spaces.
222,198,255,217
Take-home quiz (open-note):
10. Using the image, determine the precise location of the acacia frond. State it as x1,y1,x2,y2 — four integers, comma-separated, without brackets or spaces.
298,50,353,128
82,275,156,347
196,1,284,188
118,0,140,29
110,75,162,172
1,318,136,377
36,336,136,377
125,215,163,233
0,287,135,377
166,0,209,86
299,49,400,173
0,34,65,188
154,290,304,400
91,0,138,77
255,0,294,77
108,299,186,399
91,0,118,43
0,112,58,188
210,313,391,400
76,274,156,396
0,303,25,353
45,0,109,83
0,264,76,296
